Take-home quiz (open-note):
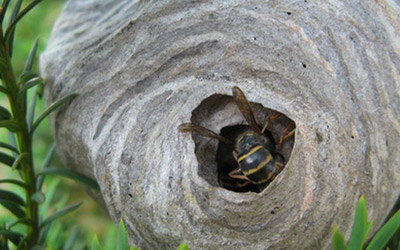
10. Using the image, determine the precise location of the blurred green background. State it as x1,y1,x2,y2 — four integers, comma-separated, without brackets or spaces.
0,1,115,248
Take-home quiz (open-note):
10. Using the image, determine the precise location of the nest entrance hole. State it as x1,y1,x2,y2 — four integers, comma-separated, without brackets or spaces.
190,93,295,193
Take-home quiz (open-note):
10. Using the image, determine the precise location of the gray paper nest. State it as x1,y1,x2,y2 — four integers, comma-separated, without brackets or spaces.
40,0,400,249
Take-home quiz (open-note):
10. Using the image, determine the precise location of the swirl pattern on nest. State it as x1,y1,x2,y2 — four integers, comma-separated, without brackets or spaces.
40,0,400,249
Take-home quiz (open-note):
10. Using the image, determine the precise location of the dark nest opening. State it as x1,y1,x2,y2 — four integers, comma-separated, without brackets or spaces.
189,92,295,193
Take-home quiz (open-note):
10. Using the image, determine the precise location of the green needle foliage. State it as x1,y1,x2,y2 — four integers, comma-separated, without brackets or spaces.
0,0,99,248
332,196,400,250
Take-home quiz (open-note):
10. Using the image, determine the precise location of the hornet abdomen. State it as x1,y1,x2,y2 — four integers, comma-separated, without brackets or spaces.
237,144,277,185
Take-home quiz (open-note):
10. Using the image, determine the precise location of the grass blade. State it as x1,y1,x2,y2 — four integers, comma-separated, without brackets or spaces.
36,143,56,190
363,221,373,243
0,151,15,167
91,235,102,250
40,202,82,229
332,225,348,250
117,220,129,250
0,189,25,206
103,223,117,250
63,227,79,250
37,167,100,191
177,243,189,250
348,196,368,250
0,229,23,247
366,209,400,250
31,93,77,133
24,38,39,72
0,142,18,153
39,178,61,221
0,179,27,189
0,199,25,218
38,223,51,245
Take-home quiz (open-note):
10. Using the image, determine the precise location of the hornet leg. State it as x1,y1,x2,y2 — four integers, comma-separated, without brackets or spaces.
261,113,282,134
278,122,296,149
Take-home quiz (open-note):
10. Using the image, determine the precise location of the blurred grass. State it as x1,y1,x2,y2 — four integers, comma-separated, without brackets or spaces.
0,0,114,248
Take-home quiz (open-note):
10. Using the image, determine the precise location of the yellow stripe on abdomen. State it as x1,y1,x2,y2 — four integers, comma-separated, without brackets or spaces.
237,145,263,162
242,154,272,175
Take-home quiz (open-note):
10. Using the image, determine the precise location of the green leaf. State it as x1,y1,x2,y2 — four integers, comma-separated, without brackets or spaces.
11,152,29,171
36,143,56,190
18,72,38,85
40,202,82,229
31,93,78,133
5,0,43,55
0,106,11,121
63,226,79,250
17,77,42,100
0,199,25,218
0,151,15,167
24,38,39,72
22,76,42,90
37,167,100,191
31,191,45,204
16,236,28,250
38,223,50,245
36,82,43,98
349,196,368,250
0,120,20,132
91,235,102,250
0,229,23,247
0,57,7,72
177,243,189,250
0,179,27,189
0,189,25,206
4,0,21,28
7,132,18,158
8,218,32,229
117,220,129,250
332,225,348,250
26,85,37,131
0,85,8,94
103,223,117,250
4,0,23,58
348,196,368,250
0,237,9,250
0,142,18,153
0,0,11,24
363,221,373,243
366,209,400,250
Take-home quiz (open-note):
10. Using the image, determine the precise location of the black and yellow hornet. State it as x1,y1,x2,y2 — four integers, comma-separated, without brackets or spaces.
178,86,295,188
